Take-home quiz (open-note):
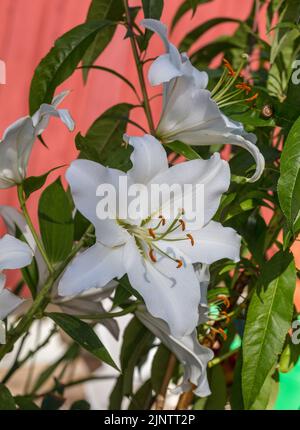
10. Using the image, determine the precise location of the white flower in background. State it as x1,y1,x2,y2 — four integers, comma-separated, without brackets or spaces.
0,206,119,339
136,305,214,397
0,234,33,343
58,134,240,338
141,19,265,182
0,91,74,189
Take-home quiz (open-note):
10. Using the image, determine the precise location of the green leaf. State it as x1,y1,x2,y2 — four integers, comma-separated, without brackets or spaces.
128,380,153,410
242,252,296,409
165,141,201,160
41,393,65,410
48,312,118,370
171,0,213,31
14,396,40,410
29,21,113,114
109,376,124,410
140,0,164,51
278,116,300,231
179,17,241,52
0,384,16,410
142,0,163,19
38,178,74,263
204,365,227,410
151,344,171,394
75,103,133,170
121,317,154,395
23,165,65,199
82,0,124,82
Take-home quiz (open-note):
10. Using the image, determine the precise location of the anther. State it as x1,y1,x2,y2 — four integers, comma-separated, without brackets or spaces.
235,83,252,94
223,58,235,76
176,259,183,269
246,92,259,102
217,295,231,309
159,215,166,226
149,248,157,263
186,233,194,246
148,228,156,239
179,219,186,231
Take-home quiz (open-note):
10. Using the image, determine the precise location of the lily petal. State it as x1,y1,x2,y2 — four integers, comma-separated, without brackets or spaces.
0,288,24,320
58,243,125,296
66,159,129,247
168,221,241,264
0,234,33,270
0,117,35,188
147,153,230,227
125,134,168,184
136,307,214,397
124,238,200,338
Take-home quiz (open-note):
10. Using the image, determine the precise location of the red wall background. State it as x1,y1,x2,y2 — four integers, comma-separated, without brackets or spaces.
0,0,299,305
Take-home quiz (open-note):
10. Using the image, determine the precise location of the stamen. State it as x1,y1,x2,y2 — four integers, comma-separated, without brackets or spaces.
176,259,183,269
223,58,235,76
179,219,186,231
149,248,157,263
148,228,156,239
217,295,231,309
235,82,252,94
186,233,194,246
221,311,231,324
245,92,259,102
159,215,166,226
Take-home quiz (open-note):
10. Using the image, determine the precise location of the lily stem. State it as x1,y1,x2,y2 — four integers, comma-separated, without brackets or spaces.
154,353,177,410
123,0,156,135
17,184,54,274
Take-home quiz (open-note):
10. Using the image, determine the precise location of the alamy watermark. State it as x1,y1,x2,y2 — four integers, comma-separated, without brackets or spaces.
95,177,205,225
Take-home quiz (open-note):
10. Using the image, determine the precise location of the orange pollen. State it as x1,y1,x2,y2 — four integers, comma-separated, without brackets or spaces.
221,311,231,324
149,248,157,263
246,92,259,102
176,259,183,269
235,83,252,94
179,219,186,231
148,228,156,239
217,295,231,309
186,233,195,246
159,215,166,226
223,58,235,76
218,328,227,341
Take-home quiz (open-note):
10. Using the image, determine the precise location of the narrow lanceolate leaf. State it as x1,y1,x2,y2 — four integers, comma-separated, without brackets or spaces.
48,312,118,370
142,0,164,19
171,0,213,31
82,0,124,82
38,178,74,263
242,251,296,409
29,21,112,114
75,103,133,170
278,116,300,232
178,17,241,52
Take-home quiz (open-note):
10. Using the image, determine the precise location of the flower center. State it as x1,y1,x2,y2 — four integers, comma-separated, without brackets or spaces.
211,54,259,109
117,210,194,268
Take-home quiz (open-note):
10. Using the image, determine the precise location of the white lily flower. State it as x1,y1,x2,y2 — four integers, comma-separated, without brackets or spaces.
0,206,119,339
0,91,74,189
58,134,240,338
136,305,214,397
141,19,265,182
0,234,33,343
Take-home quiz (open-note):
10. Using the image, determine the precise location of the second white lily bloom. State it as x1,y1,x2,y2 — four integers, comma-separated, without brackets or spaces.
141,19,265,182
59,134,240,338
0,91,74,189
